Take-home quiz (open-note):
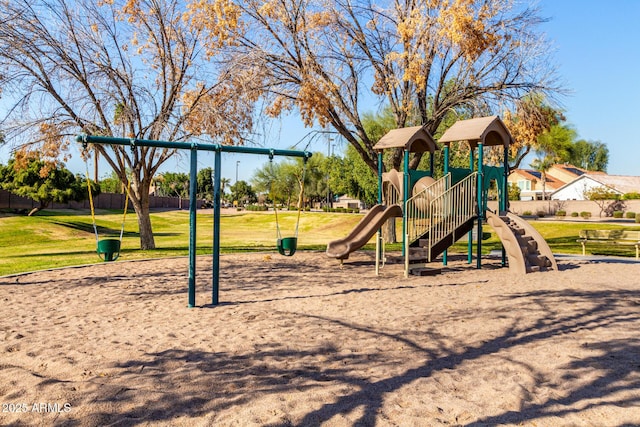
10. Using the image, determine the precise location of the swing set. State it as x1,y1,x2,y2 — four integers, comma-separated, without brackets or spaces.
270,155,307,257
76,134,312,307
84,156,131,262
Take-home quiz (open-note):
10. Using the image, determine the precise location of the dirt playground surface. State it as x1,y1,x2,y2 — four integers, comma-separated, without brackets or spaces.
1,251,639,426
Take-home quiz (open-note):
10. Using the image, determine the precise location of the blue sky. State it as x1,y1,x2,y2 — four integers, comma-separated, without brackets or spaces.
536,0,639,176
184,0,640,182
1,0,638,182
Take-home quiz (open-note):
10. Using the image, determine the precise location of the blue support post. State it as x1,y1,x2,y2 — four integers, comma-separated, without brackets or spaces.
443,144,450,266
402,150,409,257
376,152,383,274
212,149,222,306
502,146,509,266
476,143,484,269
468,147,474,264
188,146,198,307
377,152,383,204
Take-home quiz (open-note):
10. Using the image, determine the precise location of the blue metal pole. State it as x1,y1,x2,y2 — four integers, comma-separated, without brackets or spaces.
212,150,222,306
468,147,474,264
377,152,383,204
477,143,484,269
76,135,312,159
502,145,509,266
402,150,409,257
377,152,383,270
188,146,198,307
443,144,450,266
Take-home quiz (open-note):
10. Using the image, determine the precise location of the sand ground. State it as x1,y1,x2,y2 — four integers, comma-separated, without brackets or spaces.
1,252,639,426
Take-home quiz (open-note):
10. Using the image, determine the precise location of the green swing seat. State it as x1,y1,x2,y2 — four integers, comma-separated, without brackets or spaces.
277,237,298,257
97,238,122,262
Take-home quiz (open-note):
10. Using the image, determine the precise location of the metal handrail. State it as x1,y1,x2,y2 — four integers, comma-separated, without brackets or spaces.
405,174,451,243
405,172,478,261
426,172,478,261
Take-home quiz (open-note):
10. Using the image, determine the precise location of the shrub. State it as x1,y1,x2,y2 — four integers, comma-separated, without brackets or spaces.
580,211,592,218
636,213,640,224
571,212,579,217
556,210,566,217
536,210,546,218
508,183,521,201
246,204,268,211
523,210,532,216
604,200,627,217
626,211,636,219
623,192,640,200
613,211,624,218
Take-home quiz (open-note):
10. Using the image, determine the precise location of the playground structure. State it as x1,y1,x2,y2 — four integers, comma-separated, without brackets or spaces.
326,116,558,276
76,134,312,307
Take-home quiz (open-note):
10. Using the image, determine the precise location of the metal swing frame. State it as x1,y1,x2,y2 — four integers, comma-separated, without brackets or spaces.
77,134,312,307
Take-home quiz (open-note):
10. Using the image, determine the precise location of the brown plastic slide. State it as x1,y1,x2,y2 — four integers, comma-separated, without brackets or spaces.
326,204,403,260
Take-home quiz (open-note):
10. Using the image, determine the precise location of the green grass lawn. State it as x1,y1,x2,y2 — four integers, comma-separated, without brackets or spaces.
0,208,363,275
1,209,638,276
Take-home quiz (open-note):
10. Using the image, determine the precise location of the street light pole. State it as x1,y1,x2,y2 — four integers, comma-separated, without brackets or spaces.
235,160,240,183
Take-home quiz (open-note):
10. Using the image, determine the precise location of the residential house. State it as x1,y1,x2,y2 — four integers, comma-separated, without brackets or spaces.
552,174,640,200
508,168,565,201
546,164,591,182
333,194,365,210
508,164,594,201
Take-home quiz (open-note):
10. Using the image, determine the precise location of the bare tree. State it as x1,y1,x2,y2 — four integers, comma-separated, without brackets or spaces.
0,0,254,249
498,92,565,169
190,0,561,173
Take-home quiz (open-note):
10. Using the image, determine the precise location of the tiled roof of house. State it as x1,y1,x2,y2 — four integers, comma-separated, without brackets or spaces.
585,174,640,194
509,169,566,189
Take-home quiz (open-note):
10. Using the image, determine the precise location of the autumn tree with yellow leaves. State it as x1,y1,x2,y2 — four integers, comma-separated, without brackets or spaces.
188,0,560,173
0,0,256,249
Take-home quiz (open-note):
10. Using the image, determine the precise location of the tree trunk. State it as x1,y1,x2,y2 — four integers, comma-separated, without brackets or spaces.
27,206,42,216
129,188,156,250
28,201,48,216
385,220,397,244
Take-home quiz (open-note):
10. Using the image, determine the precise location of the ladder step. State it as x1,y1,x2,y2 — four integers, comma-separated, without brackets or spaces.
511,227,526,235
409,267,442,276
527,254,548,267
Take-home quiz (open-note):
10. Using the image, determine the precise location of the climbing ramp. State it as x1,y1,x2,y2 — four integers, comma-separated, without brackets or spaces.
486,211,557,274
